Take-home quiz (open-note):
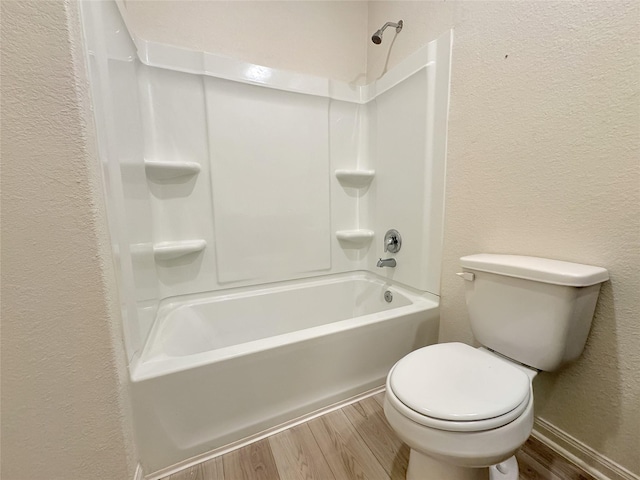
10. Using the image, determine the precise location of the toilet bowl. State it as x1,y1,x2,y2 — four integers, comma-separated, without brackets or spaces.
383,254,608,480
384,343,537,480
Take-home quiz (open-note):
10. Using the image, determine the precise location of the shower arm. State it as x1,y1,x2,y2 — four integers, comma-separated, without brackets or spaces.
379,21,403,34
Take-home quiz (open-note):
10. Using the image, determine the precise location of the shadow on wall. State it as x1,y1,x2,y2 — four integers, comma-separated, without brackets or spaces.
533,280,622,452
348,72,368,87
148,175,198,199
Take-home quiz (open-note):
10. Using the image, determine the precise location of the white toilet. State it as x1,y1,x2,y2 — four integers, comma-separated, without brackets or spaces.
384,254,608,480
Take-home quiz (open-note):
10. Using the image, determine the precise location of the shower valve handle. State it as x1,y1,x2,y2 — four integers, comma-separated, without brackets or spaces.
384,229,402,253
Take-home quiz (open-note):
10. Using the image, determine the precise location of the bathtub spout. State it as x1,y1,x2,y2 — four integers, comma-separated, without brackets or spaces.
377,258,396,268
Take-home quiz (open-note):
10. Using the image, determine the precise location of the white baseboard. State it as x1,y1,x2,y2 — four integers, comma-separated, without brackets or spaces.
133,464,145,480
533,418,639,480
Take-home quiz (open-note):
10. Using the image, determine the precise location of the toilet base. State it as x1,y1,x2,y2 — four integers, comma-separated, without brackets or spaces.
489,456,519,480
406,449,520,480
407,449,489,480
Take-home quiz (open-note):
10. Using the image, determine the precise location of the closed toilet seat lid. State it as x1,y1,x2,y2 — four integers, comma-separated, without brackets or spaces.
389,343,531,426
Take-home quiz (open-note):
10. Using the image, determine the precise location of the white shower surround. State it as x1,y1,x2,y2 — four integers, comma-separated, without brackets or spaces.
82,1,451,476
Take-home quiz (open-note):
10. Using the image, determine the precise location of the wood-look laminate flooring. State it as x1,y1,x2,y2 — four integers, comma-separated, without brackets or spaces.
165,392,595,480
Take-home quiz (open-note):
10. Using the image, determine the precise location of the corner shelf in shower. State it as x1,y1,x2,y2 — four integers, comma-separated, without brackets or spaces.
153,240,207,261
335,229,375,245
335,169,375,187
144,160,201,180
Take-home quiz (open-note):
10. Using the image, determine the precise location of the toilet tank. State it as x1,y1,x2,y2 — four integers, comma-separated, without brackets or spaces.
460,254,609,371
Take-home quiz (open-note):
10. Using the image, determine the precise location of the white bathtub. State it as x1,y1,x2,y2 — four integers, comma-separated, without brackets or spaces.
131,271,439,475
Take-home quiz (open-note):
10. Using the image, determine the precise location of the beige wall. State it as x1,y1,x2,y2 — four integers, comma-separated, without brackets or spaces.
1,1,136,479
369,0,639,474
124,0,369,84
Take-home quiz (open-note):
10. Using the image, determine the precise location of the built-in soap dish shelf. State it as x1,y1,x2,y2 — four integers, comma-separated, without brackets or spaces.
335,229,375,244
153,239,207,261
335,169,375,187
145,160,201,180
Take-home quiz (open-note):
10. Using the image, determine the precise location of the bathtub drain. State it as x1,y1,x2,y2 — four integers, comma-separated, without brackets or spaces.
384,290,393,303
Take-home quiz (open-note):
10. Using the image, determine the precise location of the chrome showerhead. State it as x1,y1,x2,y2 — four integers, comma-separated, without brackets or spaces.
371,20,403,45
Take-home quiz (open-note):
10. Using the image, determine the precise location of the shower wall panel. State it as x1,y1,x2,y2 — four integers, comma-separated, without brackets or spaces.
81,0,159,359
206,78,332,284
137,67,218,299
134,68,364,300
372,68,432,291
367,39,450,294
330,101,373,265
113,61,159,344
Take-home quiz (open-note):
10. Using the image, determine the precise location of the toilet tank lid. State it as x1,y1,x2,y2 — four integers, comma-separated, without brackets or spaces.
460,254,609,287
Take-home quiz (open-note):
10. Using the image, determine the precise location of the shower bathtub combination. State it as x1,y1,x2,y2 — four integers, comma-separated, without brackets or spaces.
82,1,451,476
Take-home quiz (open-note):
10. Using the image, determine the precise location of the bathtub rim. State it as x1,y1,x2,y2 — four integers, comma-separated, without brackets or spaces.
131,270,439,382
154,269,438,313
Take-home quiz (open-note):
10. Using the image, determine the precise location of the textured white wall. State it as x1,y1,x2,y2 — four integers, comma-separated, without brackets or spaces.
1,1,136,479
368,1,640,475
124,0,369,84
